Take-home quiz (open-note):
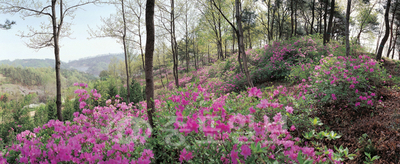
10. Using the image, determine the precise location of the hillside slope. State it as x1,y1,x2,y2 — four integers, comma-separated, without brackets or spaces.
0,53,124,76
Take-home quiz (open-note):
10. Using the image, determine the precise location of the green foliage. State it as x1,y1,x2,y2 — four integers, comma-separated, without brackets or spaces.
308,55,389,109
99,70,109,80
364,152,380,164
108,79,118,99
0,93,8,103
119,84,128,102
358,134,377,157
62,98,75,121
33,105,48,127
0,65,96,87
0,94,38,147
130,79,144,104
46,98,57,121
302,118,356,162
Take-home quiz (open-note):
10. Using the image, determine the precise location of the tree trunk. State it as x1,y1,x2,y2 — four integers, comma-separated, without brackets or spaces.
225,39,227,58
121,0,131,104
145,0,155,130
271,6,275,40
218,10,223,60
232,7,235,55
294,1,298,36
185,0,189,73
345,0,351,56
236,0,253,88
310,0,315,34
158,54,164,88
52,0,63,121
376,0,391,61
392,26,399,59
356,2,377,44
326,0,335,43
319,1,323,33
163,52,169,85
171,0,179,88
139,24,145,72
387,2,397,57
194,35,198,70
291,0,294,37
323,0,328,45
376,22,385,54
248,27,252,49
208,44,210,63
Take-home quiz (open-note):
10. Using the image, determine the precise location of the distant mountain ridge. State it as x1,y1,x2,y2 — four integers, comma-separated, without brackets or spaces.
0,53,124,76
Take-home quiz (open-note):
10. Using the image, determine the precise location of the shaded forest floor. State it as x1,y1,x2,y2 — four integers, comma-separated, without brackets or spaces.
249,58,400,163
149,57,400,163
310,58,400,163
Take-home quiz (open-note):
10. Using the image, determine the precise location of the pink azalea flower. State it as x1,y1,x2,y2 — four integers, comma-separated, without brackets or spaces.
248,87,262,98
332,94,337,100
79,101,87,109
285,106,294,114
240,144,251,159
249,106,256,114
290,125,296,131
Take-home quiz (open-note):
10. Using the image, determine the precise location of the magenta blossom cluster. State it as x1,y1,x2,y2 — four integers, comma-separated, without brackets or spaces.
0,84,155,164
165,85,342,163
309,54,389,108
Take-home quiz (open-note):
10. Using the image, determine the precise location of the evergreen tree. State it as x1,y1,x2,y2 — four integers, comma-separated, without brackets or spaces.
46,98,57,121
119,84,128,103
130,79,144,104
62,98,75,121
108,79,118,99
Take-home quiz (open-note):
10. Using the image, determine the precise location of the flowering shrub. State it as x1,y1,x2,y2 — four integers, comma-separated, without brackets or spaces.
307,55,390,109
0,35,368,163
1,84,155,164
149,83,347,163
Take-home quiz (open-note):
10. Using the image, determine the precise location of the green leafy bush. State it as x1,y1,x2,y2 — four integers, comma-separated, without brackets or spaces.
46,98,57,121
308,55,390,110
130,79,144,104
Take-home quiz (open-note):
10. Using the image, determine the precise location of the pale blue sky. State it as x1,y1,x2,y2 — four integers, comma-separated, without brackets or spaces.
0,3,124,62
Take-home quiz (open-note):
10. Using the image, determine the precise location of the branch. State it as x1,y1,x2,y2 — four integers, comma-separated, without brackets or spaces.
1,2,52,17
210,0,237,32
63,0,100,18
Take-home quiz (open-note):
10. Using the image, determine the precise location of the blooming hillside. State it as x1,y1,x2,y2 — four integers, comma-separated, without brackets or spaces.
1,35,399,163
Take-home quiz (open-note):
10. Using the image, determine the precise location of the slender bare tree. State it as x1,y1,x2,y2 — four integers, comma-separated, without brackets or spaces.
376,0,392,61
345,0,351,56
145,0,155,130
0,0,99,121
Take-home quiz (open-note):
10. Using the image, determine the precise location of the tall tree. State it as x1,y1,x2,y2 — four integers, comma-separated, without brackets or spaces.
125,0,146,72
325,0,335,44
1,0,98,121
323,0,328,44
88,0,133,103
185,0,190,73
235,0,253,87
345,0,351,56
171,0,179,88
310,0,315,34
376,0,392,61
145,0,155,130
355,1,379,44
121,0,131,104
386,0,399,57
211,0,254,87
